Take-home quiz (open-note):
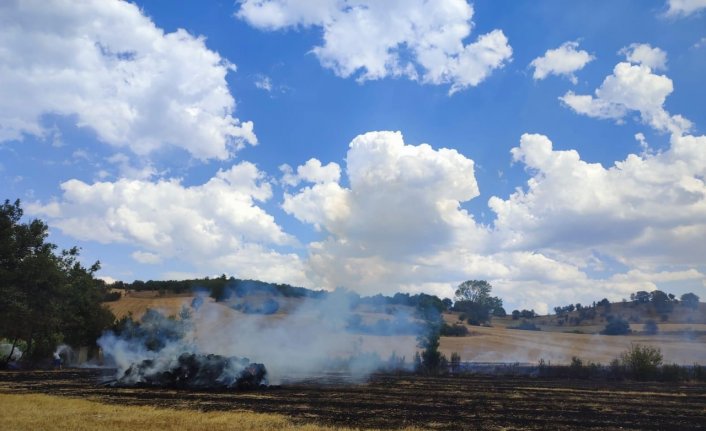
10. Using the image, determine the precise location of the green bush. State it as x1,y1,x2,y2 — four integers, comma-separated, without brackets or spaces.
620,344,662,380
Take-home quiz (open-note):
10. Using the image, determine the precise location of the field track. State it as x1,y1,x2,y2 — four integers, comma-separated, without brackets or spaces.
1,369,705,430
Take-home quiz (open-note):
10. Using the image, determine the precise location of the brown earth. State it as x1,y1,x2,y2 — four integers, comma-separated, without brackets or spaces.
1,369,705,430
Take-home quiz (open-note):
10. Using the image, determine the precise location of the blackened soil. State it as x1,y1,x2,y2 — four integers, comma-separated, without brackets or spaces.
1,369,705,430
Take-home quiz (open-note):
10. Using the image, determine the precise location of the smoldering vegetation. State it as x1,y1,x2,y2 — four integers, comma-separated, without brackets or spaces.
98,287,444,388
114,353,267,389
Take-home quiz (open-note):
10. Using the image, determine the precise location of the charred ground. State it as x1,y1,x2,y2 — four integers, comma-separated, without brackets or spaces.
1,368,705,430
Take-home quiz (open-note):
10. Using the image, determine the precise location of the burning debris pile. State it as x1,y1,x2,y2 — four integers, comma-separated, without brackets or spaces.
114,352,267,390
99,301,268,390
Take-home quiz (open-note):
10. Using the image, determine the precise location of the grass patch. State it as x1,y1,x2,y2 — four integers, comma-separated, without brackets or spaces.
0,393,418,431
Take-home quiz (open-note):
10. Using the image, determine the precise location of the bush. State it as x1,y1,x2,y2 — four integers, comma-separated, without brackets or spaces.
509,320,541,331
440,323,469,336
450,352,461,373
620,344,662,380
601,317,631,335
102,291,122,302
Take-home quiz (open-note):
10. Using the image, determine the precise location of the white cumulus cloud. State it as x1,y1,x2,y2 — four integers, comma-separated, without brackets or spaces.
665,0,706,17
620,43,668,70
530,41,594,84
560,53,692,134
236,0,512,94
0,0,256,160
28,163,308,285
283,131,487,294
489,132,706,270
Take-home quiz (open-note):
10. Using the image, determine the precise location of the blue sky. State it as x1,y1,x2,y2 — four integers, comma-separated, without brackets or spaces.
1,0,706,312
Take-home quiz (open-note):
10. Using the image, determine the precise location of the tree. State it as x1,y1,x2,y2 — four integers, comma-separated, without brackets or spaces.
416,325,443,374
455,280,492,303
453,280,503,325
441,298,453,310
681,292,700,310
631,291,650,304
0,199,114,365
650,290,673,315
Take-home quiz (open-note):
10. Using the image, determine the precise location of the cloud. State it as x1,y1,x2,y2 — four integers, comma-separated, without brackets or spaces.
665,0,706,17
131,251,162,265
236,0,512,94
254,74,273,92
619,43,667,71
0,0,255,160
28,163,307,285
560,53,692,134
488,132,706,271
280,158,341,187
283,131,487,294
278,130,706,310
530,41,594,84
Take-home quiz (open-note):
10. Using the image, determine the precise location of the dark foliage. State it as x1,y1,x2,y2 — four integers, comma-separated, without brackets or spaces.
601,316,631,335
0,199,114,365
440,323,469,336
509,320,541,331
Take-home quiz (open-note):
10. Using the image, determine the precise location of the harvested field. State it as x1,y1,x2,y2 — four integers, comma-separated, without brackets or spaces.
1,369,705,430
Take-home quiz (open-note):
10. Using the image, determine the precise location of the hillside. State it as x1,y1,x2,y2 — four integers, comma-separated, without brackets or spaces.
104,290,706,366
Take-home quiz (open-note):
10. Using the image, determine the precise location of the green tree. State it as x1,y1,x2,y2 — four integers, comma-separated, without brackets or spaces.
680,292,700,310
601,316,631,335
650,290,673,315
416,323,444,374
453,280,503,325
0,199,114,364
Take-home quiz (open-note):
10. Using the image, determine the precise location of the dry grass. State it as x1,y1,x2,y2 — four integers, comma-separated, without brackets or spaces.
0,393,421,431
439,323,706,365
106,295,195,320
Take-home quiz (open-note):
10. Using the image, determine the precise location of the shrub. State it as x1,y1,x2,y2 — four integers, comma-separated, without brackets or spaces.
450,352,461,373
620,344,662,380
440,323,469,336
601,317,631,335
509,320,541,331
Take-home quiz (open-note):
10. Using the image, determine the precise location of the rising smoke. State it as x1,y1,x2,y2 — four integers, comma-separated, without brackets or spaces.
98,288,424,386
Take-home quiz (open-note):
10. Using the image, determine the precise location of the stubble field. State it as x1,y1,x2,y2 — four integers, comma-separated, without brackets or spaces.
1,368,705,430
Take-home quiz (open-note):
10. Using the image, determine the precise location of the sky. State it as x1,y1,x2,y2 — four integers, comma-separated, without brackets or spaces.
1,0,706,313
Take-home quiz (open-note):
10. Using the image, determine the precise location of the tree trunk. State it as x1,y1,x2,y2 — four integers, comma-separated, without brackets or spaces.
1,337,18,367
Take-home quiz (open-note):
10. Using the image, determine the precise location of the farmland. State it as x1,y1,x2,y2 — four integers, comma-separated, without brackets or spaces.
105,292,706,366
1,368,705,430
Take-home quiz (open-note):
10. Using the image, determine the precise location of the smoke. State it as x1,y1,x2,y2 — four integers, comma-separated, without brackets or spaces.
0,343,23,362
53,344,73,365
98,288,424,385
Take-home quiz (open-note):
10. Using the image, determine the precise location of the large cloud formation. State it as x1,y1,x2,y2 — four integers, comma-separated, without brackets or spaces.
280,130,706,311
29,163,308,285
0,0,255,159
236,0,512,94
282,131,488,294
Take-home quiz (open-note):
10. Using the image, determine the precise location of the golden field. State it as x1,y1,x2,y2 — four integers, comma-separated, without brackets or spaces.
0,393,422,431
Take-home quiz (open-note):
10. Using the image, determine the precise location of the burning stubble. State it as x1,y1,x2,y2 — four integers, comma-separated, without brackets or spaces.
98,289,423,387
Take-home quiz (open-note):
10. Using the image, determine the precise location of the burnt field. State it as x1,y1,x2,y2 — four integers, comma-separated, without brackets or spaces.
1,369,705,430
